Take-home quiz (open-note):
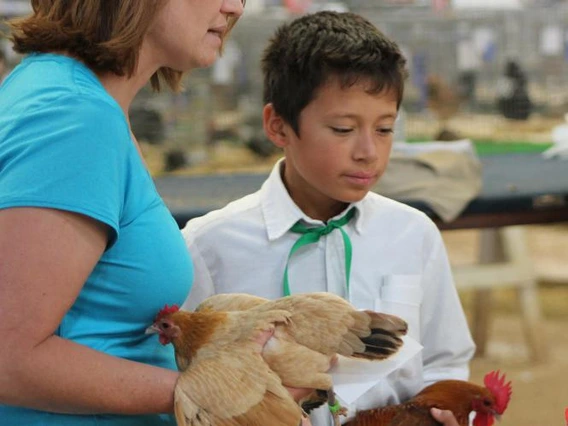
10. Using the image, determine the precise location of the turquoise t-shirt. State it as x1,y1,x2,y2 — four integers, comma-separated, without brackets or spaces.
0,54,193,425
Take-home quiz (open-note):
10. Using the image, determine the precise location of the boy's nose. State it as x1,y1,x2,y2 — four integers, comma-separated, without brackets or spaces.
353,132,378,162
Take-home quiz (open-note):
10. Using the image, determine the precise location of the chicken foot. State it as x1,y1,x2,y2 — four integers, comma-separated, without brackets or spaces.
327,388,347,426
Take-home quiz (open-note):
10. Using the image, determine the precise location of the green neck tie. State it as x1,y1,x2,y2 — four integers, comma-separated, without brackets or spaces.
283,208,355,297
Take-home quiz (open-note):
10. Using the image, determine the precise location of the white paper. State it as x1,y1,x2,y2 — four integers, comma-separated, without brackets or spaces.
330,336,423,405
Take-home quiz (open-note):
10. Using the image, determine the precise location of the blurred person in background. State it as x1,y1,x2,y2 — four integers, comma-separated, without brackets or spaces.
496,59,533,121
0,1,267,425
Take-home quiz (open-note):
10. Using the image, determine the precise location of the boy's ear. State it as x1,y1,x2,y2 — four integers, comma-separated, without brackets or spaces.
263,103,290,148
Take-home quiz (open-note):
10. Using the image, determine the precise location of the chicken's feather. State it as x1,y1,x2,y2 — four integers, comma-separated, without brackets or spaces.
347,372,512,426
193,292,408,424
174,342,302,425
251,293,406,359
389,405,439,426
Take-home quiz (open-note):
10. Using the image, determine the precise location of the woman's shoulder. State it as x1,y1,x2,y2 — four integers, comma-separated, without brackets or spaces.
1,53,122,121
1,55,128,154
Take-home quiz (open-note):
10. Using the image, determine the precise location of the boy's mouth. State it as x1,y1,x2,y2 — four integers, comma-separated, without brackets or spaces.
344,172,377,186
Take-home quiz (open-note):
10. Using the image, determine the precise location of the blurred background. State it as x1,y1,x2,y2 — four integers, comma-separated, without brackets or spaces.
1,1,567,424
132,0,568,173
4,0,568,173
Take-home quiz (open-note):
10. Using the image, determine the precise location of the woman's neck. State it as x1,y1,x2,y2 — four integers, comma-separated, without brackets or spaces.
98,44,160,116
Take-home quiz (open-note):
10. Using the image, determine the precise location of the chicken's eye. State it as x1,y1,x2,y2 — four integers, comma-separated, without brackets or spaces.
161,322,170,329
483,399,492,407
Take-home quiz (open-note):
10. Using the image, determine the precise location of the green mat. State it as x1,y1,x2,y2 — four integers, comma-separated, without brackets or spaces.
407,138,553,155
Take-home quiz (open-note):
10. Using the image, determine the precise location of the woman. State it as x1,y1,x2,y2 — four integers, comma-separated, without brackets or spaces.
0,1,247,425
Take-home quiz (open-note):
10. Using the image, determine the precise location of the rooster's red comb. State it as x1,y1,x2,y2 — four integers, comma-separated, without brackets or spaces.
155,304,179,322
484,370,512,414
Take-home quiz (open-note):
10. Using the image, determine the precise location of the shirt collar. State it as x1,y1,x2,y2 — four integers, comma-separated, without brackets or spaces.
260,158,365,241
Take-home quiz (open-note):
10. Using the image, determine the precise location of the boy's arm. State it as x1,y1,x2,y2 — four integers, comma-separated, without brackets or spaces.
419,222,476,386
181,228,215,311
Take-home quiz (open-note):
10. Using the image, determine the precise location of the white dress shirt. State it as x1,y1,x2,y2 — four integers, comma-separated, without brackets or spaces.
182,159,475,425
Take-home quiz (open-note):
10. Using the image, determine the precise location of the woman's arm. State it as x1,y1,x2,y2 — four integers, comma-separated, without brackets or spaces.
0,207,179,415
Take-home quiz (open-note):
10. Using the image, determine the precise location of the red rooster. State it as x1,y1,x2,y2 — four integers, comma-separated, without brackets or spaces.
346,370,512,426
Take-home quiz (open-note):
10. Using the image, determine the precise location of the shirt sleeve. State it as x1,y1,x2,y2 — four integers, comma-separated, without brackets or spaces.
181,226,216,311
419,220,476,386
0,94,128,245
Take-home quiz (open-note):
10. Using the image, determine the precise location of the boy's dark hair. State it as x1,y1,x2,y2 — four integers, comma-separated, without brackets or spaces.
262,11,408,135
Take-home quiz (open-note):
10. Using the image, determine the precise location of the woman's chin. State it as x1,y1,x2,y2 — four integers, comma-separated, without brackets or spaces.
190,51,221,70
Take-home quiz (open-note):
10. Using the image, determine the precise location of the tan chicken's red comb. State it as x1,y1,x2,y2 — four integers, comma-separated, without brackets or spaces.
484,370,512,414
155,304,179,321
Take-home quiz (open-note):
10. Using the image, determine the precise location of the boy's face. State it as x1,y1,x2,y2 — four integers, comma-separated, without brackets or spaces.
272,77,398,220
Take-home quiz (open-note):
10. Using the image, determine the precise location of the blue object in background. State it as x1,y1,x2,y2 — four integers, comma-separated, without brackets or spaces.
412,52,428,111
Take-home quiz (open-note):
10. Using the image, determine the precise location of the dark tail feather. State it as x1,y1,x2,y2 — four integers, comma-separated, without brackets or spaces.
355,328,405,360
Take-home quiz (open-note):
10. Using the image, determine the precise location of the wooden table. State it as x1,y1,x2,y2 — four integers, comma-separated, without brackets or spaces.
155,152,568,362
425,153,567,362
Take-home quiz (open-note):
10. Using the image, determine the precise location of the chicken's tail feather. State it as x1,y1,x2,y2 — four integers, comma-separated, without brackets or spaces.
342,310,408,360
355,329,404,360
347,311,407,360
366,311,408,335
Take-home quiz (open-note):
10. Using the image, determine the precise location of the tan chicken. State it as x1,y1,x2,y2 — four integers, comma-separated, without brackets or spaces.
196,292,408,424
147,304,301,426
147,292,408,426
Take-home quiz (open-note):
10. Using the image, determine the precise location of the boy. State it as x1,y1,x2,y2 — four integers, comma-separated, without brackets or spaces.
182,11,474,426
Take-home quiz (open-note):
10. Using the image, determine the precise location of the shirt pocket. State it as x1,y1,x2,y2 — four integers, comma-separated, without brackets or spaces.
375,274,423,341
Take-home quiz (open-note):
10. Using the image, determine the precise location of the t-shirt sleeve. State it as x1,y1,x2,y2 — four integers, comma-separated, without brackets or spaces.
0,94,128,246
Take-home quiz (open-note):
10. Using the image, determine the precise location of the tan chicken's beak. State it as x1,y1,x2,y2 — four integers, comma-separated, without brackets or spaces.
145,324,160,335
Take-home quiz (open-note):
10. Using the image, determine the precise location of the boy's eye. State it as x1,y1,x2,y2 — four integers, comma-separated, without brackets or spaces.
377,127,394,135
330,127,352,134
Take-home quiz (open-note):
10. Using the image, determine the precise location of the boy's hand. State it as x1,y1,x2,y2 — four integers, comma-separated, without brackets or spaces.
431,407,459,426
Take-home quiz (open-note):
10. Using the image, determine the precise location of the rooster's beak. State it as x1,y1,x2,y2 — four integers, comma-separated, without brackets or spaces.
145,324,160,335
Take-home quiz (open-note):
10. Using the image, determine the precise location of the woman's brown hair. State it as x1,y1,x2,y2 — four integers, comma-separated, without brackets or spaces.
8,0,183,91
